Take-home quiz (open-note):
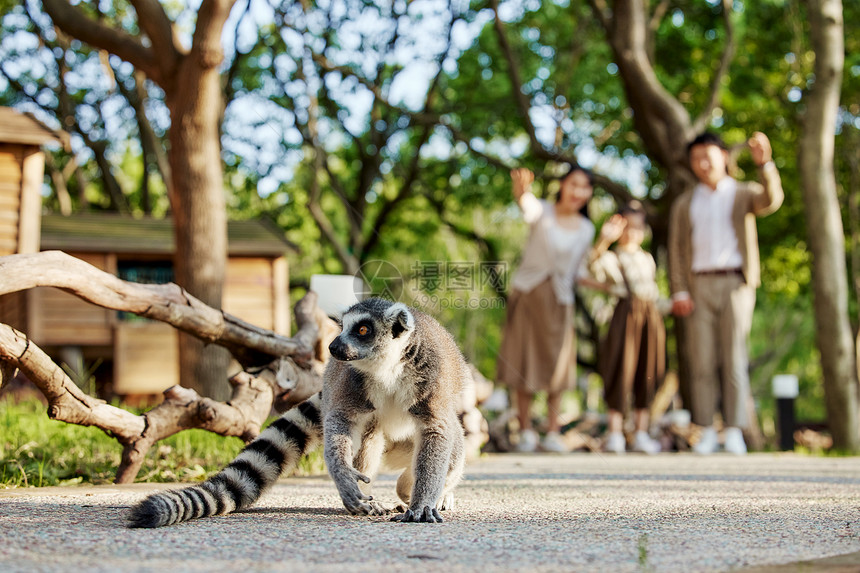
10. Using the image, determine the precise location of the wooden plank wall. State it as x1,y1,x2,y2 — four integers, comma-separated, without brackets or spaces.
29,253,115,346
112,256,286,395
114,321,179,394
272,256,289,335
0,292,26,332
0,143,23,256
224,257,278,332
0,144,25,329
18,149,43,254
4,249,289,394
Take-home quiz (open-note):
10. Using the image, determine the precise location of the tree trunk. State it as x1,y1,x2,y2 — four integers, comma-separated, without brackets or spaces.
798,0,859,451
42,0,238,400
167,38,231,400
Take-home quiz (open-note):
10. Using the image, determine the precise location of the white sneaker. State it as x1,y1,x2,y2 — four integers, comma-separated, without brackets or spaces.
724,427,748,455
541,431,568,453
693,426,718,455
632,431,661,454
605,432,626,454
516,428,539,452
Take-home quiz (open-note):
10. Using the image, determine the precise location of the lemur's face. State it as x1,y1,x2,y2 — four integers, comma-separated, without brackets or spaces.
329,301,414,363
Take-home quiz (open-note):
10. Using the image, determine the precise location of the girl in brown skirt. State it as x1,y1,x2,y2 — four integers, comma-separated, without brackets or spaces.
497,165,595,452
588,201,665,454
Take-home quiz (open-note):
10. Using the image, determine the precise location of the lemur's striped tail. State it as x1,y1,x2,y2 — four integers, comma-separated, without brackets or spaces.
126,395,323,528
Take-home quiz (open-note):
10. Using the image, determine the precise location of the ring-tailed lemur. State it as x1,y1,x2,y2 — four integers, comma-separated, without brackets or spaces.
127,298,469,527
325,298,467,522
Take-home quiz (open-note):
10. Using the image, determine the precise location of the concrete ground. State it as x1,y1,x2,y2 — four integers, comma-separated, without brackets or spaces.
1,452,860,572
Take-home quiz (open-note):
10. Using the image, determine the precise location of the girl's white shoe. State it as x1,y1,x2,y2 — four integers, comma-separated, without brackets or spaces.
541,431,568,453
605,431,626,454
632,431,661,454
516,428,539,452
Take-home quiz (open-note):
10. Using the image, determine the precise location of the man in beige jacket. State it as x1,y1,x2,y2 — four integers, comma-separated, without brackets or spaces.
669,132,784,454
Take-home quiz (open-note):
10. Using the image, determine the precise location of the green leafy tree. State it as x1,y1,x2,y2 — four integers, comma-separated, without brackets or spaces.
42,0,237,399
0,2,171,215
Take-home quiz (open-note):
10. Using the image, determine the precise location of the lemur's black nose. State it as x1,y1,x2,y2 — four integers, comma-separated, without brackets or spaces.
328,337,356,361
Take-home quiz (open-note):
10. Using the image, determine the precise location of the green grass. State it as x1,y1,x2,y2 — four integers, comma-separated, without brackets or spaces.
1,397,325,488
638,533,652,572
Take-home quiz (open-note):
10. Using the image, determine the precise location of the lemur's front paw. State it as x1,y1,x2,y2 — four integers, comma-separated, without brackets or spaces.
390,506,443,523
340,486,374,515
338,468,374,515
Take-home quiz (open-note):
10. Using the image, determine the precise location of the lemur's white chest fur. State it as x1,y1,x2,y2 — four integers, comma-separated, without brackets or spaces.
374,393,418,442
354,356,418,442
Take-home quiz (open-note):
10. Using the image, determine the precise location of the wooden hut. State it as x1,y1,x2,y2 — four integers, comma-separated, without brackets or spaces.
0,107,66,381
25,214,293,395
0,107,66,255
0,108,294,396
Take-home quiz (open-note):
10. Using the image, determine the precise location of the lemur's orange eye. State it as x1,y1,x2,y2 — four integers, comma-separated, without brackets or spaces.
358,325,369,336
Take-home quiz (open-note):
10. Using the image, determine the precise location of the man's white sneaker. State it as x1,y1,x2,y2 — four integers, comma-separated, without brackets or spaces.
723,427,748,455
632,431,661,454
693,426,719,455
516,428,539,452
605,431,626,454
541,431,569,453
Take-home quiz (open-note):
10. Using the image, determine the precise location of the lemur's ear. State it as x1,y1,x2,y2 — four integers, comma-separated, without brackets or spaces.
385,302,415,339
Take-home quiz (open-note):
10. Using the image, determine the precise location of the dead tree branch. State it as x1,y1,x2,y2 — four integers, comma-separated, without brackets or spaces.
0,251,337,483
0,251,312,367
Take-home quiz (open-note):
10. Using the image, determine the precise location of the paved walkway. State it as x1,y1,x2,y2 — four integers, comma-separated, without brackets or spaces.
2,453,860,572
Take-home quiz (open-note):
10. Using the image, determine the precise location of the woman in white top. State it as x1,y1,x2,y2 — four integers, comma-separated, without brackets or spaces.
496,164,595,453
